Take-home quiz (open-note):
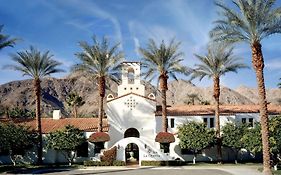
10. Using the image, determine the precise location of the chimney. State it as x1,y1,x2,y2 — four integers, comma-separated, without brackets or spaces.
53,110,61,120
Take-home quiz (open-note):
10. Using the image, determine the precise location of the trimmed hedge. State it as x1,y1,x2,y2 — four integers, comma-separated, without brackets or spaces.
112,160,126,166
141,160,187,166
84,160,125,166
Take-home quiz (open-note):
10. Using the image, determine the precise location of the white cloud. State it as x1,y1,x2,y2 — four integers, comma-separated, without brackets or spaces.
133,37,140,56
265,58,281,70
65,0,123,48
41,0,123,49
64,20,93,34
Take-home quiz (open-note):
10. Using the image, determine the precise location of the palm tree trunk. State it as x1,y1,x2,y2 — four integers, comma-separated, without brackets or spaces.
98,76,106,132
160,74,168,132
74,105,77,118
34,78,43,165
251,42,272,175
213,76,222,163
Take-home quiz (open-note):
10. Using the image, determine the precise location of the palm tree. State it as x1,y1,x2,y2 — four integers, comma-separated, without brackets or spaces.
191,42,247,163
7,46,63,164
73,36,123,132
66,92,85,118
0,25,17,50
139,38,188,132
185,93,200,105
210,0,281,173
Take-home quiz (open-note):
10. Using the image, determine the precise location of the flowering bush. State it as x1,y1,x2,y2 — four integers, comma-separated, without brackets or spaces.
100,146,117,165
155,132,175,143
88,132,110,142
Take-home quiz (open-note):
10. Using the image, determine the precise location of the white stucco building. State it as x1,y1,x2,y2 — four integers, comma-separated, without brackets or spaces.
1,61,281,165
104,62,281,165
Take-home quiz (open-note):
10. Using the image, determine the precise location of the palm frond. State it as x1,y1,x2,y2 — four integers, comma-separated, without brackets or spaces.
139,38,187,84
0,25,18,50
5,46,64,79
73,36,124,83
191,42,247,81
211,0,281,44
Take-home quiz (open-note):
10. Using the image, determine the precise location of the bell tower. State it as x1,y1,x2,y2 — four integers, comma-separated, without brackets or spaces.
117,62,145,96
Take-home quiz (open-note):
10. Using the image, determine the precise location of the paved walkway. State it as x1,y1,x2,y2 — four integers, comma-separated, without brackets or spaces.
79,165,263,175
3,165,263,175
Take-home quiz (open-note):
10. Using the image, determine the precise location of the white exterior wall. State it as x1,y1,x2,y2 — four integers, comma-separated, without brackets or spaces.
107,94,157,149
155,113,261,162
118,62,145,96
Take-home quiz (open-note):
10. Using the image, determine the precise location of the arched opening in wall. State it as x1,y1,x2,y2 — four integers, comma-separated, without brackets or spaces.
148,93,155,99
107,94,114,101
124,128,140,138
125,143,139,165
127,68,135,84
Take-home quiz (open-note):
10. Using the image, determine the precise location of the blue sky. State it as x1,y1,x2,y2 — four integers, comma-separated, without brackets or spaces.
0,0,281,89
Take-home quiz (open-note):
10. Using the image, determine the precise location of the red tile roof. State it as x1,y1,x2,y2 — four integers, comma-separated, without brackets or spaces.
0,118,109,133
155,105,281,116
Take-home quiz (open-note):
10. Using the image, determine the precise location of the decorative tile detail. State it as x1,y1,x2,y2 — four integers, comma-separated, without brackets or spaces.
124,96,138,110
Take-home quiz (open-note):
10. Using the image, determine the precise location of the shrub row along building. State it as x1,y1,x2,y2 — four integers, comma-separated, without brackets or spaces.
1,62,281,165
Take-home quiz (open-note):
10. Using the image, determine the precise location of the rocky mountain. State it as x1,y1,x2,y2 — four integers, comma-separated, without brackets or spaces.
166,80,254,105
0,76,280,117
236,86,281,105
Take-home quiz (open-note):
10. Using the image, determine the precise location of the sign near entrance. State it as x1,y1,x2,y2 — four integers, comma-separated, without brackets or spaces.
143,148,161,158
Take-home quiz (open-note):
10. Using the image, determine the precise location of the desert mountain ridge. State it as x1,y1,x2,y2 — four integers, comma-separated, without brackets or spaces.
0,75,280,117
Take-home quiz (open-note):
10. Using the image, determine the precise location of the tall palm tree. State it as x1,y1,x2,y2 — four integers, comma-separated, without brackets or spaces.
191,42,247,163
139,38,188,132
0,25,17,50
73,36,123,132
210,0,281,173
7,46,63,164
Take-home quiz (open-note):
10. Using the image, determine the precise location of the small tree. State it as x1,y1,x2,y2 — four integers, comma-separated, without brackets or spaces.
46,125,86,165
8,107,35,119
0,123,37,165
178,121,215,164
241,124,263,156
222,122,248,163
268,116,281,168
184,93,200,105
66,92,85,118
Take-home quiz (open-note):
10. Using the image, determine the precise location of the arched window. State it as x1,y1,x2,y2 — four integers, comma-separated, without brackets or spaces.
124,128,140,138
107,94,114,100
148,93,155,99
127,68,135,84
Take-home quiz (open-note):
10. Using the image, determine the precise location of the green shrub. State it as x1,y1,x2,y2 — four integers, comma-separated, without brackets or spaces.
112,160,126,166
141,160,186,166
7,107,35,119
84,160,125,166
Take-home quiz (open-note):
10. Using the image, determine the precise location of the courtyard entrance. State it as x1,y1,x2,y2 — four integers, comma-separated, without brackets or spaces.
124,128,140,165
125,143,139,165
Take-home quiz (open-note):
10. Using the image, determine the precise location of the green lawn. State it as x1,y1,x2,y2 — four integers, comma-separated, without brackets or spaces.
273,170,281,175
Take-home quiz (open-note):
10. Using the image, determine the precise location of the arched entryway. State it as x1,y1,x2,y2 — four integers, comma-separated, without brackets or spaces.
124,128,140,138
124,128,140,165
125,143,139,165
